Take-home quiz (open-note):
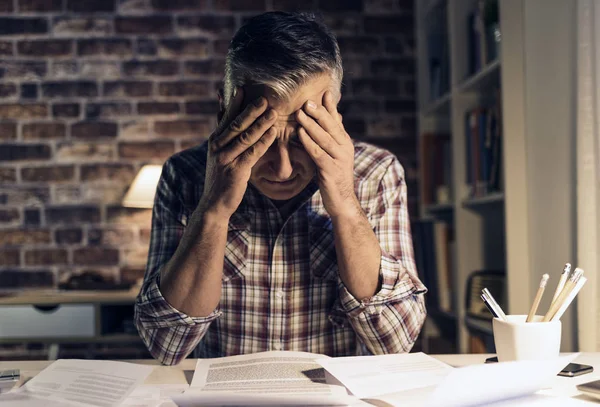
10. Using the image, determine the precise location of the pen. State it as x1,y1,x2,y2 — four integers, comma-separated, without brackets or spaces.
550,263,571,306
551,276,587,321
526,273,549,322
482,288,507,321
543,268,584,321
481,294,499,318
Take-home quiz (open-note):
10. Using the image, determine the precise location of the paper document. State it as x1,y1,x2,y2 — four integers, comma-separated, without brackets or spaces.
172,351,355,406
121,384,188,407
0,359,153,407
317,352,454,398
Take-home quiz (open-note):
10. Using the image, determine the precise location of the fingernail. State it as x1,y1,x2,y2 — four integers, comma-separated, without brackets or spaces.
307,100,317,110
253,97,264,107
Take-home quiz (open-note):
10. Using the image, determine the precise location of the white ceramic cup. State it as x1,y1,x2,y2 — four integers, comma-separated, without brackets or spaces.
492,315,561,362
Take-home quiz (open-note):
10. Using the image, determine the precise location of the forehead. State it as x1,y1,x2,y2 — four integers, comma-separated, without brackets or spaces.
242,74,338,116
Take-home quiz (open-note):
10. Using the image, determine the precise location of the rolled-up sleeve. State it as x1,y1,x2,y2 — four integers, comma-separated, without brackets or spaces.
338,158,427,354
134,160,219,365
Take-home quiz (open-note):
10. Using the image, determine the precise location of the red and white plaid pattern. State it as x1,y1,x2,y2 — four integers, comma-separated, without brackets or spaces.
135,141,427,365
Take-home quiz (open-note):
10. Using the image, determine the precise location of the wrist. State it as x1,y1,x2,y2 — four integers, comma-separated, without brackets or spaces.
192,201,231,228
329,196,364,222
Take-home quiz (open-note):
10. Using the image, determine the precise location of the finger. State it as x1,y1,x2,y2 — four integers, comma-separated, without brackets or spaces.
216,87,244,134
237,126,278,168
323,90,339,121
296,109,339,157
212,96,273,151
302,99,347,145
298,126,331,167
221,108,278,162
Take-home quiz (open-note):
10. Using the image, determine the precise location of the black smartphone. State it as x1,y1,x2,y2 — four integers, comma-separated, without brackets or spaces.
558,363,594,377
485,356,498,363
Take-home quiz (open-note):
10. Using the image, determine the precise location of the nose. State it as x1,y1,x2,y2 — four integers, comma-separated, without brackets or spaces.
269,145,294,180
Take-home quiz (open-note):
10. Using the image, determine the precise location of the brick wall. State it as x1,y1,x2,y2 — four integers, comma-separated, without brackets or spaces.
0,0,417,291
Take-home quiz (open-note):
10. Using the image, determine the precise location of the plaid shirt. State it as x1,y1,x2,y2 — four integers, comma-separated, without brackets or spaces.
135,140,427,365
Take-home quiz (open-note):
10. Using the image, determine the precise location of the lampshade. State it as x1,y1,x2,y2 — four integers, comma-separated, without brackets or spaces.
122,165,162,208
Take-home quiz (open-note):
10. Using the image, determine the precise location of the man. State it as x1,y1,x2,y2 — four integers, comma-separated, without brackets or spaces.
135,11,427,365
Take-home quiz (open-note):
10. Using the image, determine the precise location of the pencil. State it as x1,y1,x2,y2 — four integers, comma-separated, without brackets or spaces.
551,276,587,321
543,268,584,322
550,263,571,307
527,274,549,322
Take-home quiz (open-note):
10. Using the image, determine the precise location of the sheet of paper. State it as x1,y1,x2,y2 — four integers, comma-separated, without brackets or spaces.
316,352,454,398
485,394,594,406
6,359,154,407
121,384,188,407
423,354,579,407
173,351,355,406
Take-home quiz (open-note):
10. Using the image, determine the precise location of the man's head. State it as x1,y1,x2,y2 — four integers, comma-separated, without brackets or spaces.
220,12,344,201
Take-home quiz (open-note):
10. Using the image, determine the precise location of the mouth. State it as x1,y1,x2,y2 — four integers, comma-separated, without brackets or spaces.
263,175,298,186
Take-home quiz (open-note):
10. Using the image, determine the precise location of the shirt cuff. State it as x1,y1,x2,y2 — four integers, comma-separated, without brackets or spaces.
136,274,222,329
338,250,427,319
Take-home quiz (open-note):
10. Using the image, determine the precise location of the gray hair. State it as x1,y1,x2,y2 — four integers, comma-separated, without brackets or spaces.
223,12,343,107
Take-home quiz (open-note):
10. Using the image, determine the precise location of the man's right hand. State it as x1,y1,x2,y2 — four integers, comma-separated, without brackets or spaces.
199,88,278,220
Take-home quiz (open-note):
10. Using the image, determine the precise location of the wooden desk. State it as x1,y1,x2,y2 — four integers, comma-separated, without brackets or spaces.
3,353,600,403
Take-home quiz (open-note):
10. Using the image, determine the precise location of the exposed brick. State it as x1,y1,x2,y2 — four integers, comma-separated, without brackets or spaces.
157,38,208,57
55,141,113,161
139,227,151,244
0,84,17,99
0,144,51,161
46,205,101,225
119,0,152,12
80,163,135,182
351,79,399,96
318,0,362,11
0,0,12,11
20,83,38,99
77,39,132,57
53,103,80,118
67,0,116,12
106,206,151,224
55,228,83,244
338,99,381,116
42,81,98,98
73,248,119,266
81,61,120,79
0,185,50,205
154,119,211,138
88,227,135,246
271,0,316,10
150,0,208,10
25,249,68,266
86,103,132,119
366,116,403,137
23,208,40,226
0,250,19,266
384,98,415,113
22,123,66,140
17,40,72,57
120,266,145,284
0,104,47,119
21,165,74,182
401,115,416,134
53,185,81,203
0,270,54,289
0,18,48,36
136,39,156,55
104,81,153,97
371,58,414,76
19,0,62,11
158,80,210,97
0,41,12,55
180,140,198,150
0,208,19,224
53,17,112,36
118,141,174,160
123,60,179,77
364,15,413,35
177,15,235,36
214,0,265,10
344,118,366,136
0,168,16,182
185,100,219,115
137,102,179,115
364,0,395,12
0,61,46,79
184,60,224,77
0,122,17,140
50,61,78,78
120,120,149,138
338,36,381,55
116,16,173,34
0,229,51,245
72,122,118,139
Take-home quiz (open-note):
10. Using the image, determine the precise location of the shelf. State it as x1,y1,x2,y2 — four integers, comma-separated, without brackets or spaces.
422,92,451,116
458,59,501,94
464,316,493,335
425,202,454,214
462,192,504,209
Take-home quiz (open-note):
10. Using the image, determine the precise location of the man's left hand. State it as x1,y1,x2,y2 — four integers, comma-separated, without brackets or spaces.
297,91,359,219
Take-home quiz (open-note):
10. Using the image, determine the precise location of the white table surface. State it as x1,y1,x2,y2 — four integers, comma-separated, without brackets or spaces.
2,353,600,404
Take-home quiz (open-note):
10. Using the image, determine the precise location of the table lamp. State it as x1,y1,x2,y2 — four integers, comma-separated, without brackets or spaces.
122,165,162,208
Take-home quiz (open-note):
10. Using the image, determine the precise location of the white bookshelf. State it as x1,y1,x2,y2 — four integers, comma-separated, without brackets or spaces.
416,0,579,354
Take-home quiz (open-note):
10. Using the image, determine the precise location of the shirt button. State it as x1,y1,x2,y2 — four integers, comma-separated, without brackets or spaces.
276,291,284,298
